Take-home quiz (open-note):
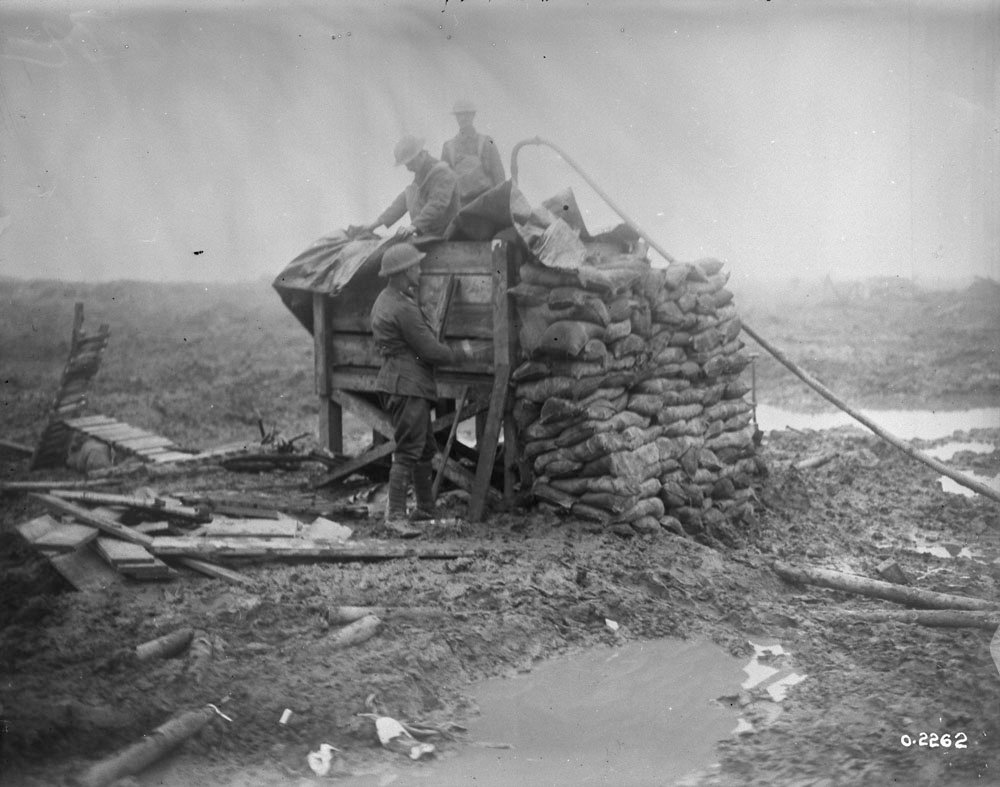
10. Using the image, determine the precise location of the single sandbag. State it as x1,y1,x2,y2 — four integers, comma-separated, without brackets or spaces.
536,320,607,358
580,442,660,479
661,417,707,437
611,334,647,358
617,496,665,524
704,399,751,422
603,319,633,343
507,282,551,305
579,492,636,514
694,257,725,276
607,296,635,322
571,502,614,524
580,338,609,362
516,376,580,403
548,359,607,379
512,360,551,382
635,377,691,395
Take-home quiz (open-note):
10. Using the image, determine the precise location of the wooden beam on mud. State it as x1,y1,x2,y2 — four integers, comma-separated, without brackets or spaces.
31,494,154,548
742,323,1000,504
148,536,476,561
773,561,998,611
841,609,1000,630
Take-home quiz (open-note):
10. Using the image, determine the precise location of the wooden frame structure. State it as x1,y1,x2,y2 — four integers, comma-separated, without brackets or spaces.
312,240,521,520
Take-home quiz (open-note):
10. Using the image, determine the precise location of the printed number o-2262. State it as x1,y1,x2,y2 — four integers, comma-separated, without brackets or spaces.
899,732,968,749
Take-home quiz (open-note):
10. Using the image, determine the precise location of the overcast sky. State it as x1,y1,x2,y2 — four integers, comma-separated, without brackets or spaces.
1,0,997,283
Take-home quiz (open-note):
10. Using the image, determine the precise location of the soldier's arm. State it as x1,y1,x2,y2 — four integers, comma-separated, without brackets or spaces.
372,191,407,231
399,298,458,366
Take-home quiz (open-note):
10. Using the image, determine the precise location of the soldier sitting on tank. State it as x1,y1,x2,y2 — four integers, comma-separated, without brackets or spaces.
365,135,459,239
441,98,506,207
370,243,478,534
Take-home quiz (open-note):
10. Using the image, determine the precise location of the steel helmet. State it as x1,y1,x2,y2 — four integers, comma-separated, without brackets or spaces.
380,243,425,277
393,135,425,166
452,98,477,114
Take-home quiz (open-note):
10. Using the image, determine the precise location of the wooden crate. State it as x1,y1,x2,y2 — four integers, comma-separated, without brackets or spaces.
313,240,521,520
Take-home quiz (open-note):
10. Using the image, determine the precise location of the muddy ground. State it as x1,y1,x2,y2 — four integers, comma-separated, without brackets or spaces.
1,274,999,786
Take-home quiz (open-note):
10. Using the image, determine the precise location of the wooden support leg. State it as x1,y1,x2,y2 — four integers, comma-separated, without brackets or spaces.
318,398,343,454
468,377,508,521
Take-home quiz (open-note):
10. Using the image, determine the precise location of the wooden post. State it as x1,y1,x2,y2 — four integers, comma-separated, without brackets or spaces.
468,241,512,521
313,293,342,453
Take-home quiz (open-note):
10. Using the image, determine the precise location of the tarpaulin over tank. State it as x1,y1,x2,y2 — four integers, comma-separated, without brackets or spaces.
272,181,635,334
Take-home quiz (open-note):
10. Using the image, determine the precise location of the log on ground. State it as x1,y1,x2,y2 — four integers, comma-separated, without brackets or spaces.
773,561,997,611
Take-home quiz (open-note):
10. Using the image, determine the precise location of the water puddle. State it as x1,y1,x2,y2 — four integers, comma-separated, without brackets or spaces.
740,640,807,705
756,405,999,440
757,406,1000,497
907,534,984,561
923,441,995,461
939,471,1000,498
339,638,747,787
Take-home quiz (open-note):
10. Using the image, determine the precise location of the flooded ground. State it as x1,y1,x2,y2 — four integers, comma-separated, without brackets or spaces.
756,405,1000,441
338,639,747,787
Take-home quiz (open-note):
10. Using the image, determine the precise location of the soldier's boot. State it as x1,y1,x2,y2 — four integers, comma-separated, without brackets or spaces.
410,461,438,522
385,464,420,538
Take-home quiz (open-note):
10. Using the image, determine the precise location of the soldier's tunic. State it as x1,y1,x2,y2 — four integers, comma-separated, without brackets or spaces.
371,283,457,465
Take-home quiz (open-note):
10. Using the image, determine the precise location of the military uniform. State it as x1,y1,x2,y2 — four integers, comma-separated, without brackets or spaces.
441,129,506,206
374,155,460,237
371,282,457,469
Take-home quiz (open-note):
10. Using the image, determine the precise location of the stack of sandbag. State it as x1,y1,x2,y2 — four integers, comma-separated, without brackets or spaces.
509,251,761,539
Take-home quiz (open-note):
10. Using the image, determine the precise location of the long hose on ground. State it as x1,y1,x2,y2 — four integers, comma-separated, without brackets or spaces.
509,136,1000,505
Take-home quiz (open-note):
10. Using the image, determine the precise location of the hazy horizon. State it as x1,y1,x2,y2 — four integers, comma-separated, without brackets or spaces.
1,1,997,283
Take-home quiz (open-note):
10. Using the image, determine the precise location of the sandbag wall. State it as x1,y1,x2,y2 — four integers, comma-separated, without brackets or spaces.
509,253,762,540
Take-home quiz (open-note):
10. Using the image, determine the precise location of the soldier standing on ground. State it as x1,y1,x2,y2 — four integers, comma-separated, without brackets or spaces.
370,243,476,534
366,135,459,239
440,99,506,207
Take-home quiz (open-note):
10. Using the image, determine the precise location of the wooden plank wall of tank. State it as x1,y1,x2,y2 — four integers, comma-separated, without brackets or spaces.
324,241,503,397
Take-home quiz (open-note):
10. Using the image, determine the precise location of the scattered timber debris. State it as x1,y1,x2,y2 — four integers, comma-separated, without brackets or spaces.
773,561,997,611
69,705,226,787
31,303,110,471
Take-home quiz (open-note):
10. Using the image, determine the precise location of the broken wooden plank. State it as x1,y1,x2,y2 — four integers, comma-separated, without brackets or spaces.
65,415,118,428
132,521,172,536
1,479,117,493
0,438,33,456
772,560,997,611
50,490,208,523
149,537,476,561
49,544,121,592
16,514,65,544
116,562,175,580
201,519,299,538
96,537,158,565
303,517,353,542
148,451,202,464
31,494,154,548
16,514,99,552
172,556,257,587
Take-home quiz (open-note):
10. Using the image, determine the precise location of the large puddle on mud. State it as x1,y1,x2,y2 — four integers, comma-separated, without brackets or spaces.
756,405,999,440
757,406,1000,496
341,638,748,787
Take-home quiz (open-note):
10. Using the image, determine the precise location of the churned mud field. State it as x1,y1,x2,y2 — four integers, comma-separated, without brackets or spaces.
1,275,999,786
